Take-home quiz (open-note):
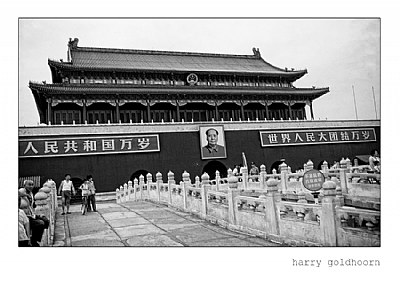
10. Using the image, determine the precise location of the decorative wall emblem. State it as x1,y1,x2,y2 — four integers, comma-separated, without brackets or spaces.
187,73,199,86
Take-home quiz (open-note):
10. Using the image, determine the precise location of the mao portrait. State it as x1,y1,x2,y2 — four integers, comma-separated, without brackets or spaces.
200,125,227,159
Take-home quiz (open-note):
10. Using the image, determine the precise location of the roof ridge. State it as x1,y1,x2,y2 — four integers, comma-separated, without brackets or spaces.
73,46,259,59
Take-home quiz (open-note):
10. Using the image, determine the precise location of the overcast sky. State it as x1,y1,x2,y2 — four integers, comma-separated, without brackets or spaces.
18,18,380,125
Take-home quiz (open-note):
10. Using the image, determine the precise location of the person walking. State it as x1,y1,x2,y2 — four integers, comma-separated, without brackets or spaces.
58,174,76,215
79,179,89,215
86,175,97,212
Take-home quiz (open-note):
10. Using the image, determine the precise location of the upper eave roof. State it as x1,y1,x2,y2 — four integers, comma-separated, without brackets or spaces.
29,82,329,98
48,45,307,79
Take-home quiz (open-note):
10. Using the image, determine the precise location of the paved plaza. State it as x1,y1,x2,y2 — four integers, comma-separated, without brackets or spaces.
53,201,281,247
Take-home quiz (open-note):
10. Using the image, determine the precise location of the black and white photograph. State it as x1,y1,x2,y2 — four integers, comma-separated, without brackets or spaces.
17,18,381,248
200,125,227,160
4,3,397,279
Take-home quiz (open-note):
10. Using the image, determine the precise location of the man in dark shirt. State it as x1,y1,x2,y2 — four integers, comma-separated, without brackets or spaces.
202,128,226,158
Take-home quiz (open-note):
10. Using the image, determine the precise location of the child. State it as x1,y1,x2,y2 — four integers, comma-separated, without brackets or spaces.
79,179,89,215
18,196,31,247
87,175,97,212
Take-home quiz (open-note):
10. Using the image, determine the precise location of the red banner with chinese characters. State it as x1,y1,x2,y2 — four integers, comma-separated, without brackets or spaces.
19,134,160,158
260,128,376,147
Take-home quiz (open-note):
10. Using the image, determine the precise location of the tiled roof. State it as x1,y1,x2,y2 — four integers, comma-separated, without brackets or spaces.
29,82,329,97
49,43,307,77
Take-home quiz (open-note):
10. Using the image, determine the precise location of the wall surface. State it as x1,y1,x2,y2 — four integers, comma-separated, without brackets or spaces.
19,120,380,192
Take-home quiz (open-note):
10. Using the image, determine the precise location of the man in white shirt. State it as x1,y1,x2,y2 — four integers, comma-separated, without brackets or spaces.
58,174,76,215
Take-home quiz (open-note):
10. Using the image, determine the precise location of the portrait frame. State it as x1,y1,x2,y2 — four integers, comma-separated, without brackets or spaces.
199,125,227,160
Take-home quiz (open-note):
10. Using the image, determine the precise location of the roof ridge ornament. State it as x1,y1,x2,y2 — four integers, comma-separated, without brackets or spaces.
252,47,261,58
68,38,79,49
67,38,79,62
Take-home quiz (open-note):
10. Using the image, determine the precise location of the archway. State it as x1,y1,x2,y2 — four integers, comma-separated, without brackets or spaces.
269,159,285,174
70,177,83,204
202,161,228,180
130,169,150,182
317,160,325,170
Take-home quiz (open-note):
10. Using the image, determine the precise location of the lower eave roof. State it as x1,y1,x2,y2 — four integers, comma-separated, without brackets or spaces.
29,82,329,98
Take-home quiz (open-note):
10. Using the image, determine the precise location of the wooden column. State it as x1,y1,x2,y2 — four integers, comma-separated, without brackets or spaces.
265,101,269,120
82,99,87,123
288,102,293,120
115,99,120,123
46,98,52,125
147,100,151,122
240,100,245,120
215,101,219,120
310,100,314,120
176,100,180,121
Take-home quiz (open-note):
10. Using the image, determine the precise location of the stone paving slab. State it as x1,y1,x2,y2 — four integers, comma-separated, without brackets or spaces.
96,203,123,209
189,237,263,247
108,216,151,228
101,211,141,221
169,225,230,244
126,234,184,247
198,223,250,239
69,218,110,237
148,216,200,231
243,236,282,247
97,207,128,213
122,202,164,210
73,239,125,247
156,222,199,231
71,229,120,242
113,224,166,239
136,210,182,219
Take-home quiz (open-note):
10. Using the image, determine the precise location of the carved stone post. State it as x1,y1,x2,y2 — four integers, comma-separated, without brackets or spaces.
195,176,200,189
139,174,145,200
133,178,138,201
182,171,190,211
263,178,280,236
259,164,266,190
116,188,120,203
123,183,128,202
345,157,351,169
215,170,220,191
119,185,124,203
147,173,153,199
279,162,288,194
167,171,175,205
40,183,52,243
339,158,348,194
321,160,329,173
321,180,338,246
128,180,133,201
306,159,314,171
200,173,210,219
156,172,162,203
227,175,239,227
241,166,248,190
34,191,49,246
333,176,344,207
227,168,233,178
